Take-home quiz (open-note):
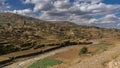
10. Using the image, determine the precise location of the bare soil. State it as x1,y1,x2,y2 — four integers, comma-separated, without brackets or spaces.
49,44,98,68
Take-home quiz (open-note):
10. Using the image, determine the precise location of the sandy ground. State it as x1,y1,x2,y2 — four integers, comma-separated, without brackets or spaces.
108,55,120,68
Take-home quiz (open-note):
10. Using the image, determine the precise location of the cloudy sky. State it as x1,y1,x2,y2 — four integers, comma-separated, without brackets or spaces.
0,0,120,28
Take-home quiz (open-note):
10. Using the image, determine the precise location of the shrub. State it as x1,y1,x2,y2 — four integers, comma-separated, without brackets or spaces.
79,47,88,55
0,44,19,55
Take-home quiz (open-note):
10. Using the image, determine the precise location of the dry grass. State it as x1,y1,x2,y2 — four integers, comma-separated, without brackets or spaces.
70,39,120,68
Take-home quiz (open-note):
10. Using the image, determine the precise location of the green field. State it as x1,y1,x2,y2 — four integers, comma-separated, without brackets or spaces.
28,58,62,68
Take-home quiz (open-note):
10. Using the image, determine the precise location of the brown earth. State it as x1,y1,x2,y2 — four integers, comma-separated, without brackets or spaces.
4,38,120,68
49,44,98,68
49,38,120,68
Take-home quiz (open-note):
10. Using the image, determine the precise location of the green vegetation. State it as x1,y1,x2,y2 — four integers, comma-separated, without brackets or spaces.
0,43,19,55
79,47,88,55
27,58,62,68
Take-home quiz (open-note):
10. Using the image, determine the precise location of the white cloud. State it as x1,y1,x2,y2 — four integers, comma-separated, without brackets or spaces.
54,0,72,9
8,9,33,15
34,2,54,12
16,0,120,28
75,0,102,4
0,0,10,12
92,14,120,24
24,0,53,12
40,10,70,21
90,14,120,28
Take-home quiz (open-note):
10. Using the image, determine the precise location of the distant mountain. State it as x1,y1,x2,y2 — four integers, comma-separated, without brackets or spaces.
90,22,120,29
0,13,120,55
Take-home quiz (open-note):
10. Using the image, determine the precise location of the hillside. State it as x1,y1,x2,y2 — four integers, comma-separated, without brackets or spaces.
0,13,120,55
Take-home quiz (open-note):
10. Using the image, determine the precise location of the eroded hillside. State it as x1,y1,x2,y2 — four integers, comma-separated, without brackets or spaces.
0,13,120,55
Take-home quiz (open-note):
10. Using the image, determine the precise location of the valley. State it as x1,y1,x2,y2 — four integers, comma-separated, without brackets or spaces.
0,13,120,68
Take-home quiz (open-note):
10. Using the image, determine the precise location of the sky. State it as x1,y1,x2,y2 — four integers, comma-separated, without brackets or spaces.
0,0,120,28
